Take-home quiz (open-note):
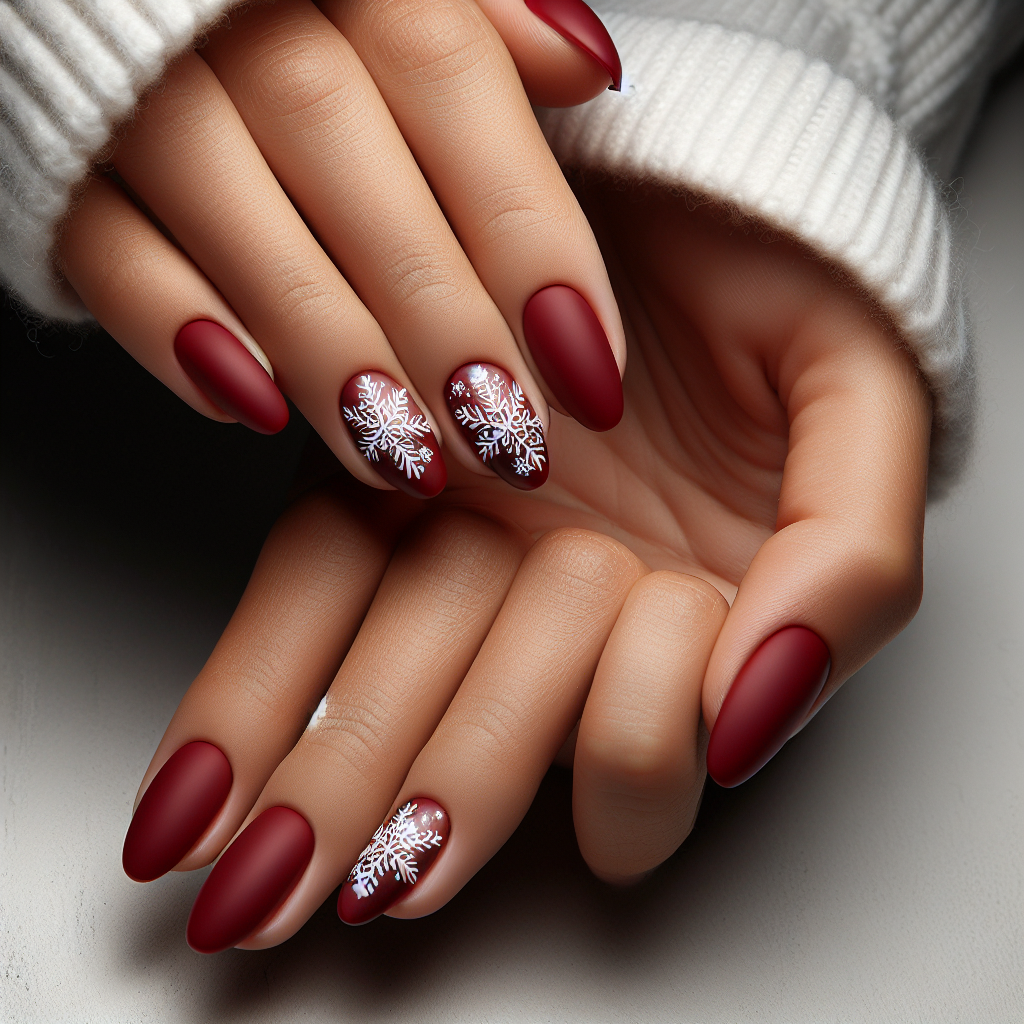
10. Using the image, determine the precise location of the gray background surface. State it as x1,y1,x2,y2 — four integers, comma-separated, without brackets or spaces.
2,65,1021,1024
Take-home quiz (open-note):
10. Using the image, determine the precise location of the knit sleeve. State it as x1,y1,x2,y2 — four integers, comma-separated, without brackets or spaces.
536,0,1024,491
0,0,235,321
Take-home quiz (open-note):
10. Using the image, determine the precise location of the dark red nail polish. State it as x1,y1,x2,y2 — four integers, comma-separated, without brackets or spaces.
174,320,289,435
338,799,449,926
186,806,314,954
122,741,232,883
340,371,446,499
707,626,831,788
447,363,549,490
524,0,622,90
523,285,623,432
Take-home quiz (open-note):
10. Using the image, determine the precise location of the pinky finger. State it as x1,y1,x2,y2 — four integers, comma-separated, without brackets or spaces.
58,174,288,434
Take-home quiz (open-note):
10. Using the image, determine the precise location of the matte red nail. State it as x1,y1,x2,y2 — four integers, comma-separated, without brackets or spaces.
340,371,446,498
707,626,831,788
524,0,622,90
523,285,623,432
122,741,232,883
447,363,549,490
174,320,289,435
338,799,449,926
186,806,314,954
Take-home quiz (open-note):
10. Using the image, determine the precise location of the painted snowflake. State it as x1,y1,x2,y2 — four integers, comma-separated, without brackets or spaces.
342,376,434,480
451,366,546,476
347,802,444,900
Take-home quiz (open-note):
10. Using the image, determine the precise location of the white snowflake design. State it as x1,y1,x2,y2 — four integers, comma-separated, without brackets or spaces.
451,366,546,477
347,802,444,900
342,375,434,480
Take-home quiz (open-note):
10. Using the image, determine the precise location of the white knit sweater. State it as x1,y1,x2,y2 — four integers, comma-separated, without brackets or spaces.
1,0,1021,486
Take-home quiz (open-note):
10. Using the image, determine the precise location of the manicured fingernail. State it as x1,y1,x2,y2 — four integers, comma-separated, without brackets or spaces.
338,799,449,926
447,363,549,490
186,806,314,954
706,626,831,788
174,320,289,435
524,0,622,90
122,741,232,883
523,285,623,432
340,371,446,499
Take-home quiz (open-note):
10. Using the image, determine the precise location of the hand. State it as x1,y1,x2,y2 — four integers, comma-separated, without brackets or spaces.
56,0,625,494
123,182,931,951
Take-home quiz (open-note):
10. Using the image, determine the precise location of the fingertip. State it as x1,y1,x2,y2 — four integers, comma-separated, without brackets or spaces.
477,0,619,107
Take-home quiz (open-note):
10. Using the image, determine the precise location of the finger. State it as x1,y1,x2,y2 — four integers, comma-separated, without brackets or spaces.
110,52,446,498
366,528,646,922
121,480,408,883
184,509,528,953
573,571,727,882
58,175,287,433
325,0,626,435
475,0,623,105
702,291,932,788
198,0,550,490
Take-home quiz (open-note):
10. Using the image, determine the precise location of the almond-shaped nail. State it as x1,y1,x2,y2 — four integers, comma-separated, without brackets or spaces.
186,806,314,954
341,371,446,498
706,626,831,788
523,285,623,432
524,0,622,90
174,320,289,434
447,362,549,490
122,741,232,883
338,799,449,926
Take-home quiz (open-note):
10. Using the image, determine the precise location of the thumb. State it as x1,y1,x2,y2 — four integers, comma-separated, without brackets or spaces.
475,0,622,106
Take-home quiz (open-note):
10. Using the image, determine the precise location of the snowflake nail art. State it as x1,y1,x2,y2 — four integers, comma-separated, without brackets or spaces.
340,372,446,499
338,799,450,926
446,362,549,490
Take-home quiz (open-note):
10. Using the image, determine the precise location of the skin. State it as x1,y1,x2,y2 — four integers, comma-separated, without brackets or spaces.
132,187,931,949
53,0,931,948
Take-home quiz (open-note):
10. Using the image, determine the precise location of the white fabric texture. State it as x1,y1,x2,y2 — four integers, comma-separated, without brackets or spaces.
1,0,1021,485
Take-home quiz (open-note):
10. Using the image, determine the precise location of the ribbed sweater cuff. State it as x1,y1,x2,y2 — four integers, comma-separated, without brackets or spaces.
537,13,971,490
0,0,232,321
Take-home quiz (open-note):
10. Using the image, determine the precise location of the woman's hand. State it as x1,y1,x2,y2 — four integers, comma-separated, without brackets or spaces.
124,182,931,951
56,0,625,494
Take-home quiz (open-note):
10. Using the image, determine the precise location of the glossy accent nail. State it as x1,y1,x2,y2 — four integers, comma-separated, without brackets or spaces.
340,371,446,499
122,741,232,883
524,0,622,90
186,806,314,954
523,285,623,432
447,362,549,490
174,320,289,435
338,799,449,926
707,626,831,788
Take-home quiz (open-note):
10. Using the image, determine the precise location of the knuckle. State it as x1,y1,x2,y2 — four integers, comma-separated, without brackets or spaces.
532,528,644,603
469,182,563,247
579,727,680,793
234,33,359,139
634,571,729,629
369,0,492,88
401,509,522,606
307,697,392,782
378,240,468,312
852,531,923,626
